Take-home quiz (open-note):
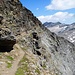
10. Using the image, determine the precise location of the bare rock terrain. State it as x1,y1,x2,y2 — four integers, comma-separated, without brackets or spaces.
0,0,75,75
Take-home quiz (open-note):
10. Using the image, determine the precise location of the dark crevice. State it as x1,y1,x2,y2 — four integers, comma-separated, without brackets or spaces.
0,16,3,24
33,50,41,56
0,46,13,52
32,32,41,56
36,50,41,56
35,41,40,49
32,32,39,40
0,39,16,52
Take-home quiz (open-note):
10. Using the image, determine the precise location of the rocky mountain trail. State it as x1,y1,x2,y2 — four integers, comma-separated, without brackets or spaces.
0,0,75,75
0,44,24,75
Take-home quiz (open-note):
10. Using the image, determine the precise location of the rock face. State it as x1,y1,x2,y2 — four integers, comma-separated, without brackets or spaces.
44,22,75,44
0,28,16,52
0,0,75,75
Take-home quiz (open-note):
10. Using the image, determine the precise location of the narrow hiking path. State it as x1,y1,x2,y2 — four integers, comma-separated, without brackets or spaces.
1,44,25,75
0,32,28,75
8,44,25,75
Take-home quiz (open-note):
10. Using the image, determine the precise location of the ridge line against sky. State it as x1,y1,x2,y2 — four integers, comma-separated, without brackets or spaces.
20,0,75,24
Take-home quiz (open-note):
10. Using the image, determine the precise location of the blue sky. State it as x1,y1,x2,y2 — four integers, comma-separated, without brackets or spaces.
20,0,75,24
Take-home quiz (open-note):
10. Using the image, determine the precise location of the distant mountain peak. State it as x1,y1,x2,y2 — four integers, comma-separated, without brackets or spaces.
44,21,75,44
43,22,62,27
71,22,75,25
55,22,61,24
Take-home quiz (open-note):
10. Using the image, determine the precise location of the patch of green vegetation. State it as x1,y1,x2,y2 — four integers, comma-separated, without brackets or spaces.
35,67,40,74
0,52,2,55
20,56,29,72
20,56,29,63
15,56,31,75
6,56,14,61
30,33,33,37
21,62,29,72
6,61,12,68
21,47,27,51
56,73,59,75
42,62,46,69
15,68,24,75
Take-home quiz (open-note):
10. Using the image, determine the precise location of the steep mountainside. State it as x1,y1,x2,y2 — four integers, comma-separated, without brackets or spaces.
0,0,75,75
44,22,75,44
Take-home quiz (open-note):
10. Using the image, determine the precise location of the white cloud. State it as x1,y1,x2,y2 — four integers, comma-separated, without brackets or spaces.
36,8,39,10
46,0,75,10
37,12,75,23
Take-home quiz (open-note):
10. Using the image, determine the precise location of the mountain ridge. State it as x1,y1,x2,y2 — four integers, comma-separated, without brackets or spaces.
44,22,75,44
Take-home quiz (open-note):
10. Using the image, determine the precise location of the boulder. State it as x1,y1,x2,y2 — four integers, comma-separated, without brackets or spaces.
0,28,16,52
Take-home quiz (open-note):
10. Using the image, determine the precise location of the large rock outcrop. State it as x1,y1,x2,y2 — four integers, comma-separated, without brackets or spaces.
0,28,16,52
